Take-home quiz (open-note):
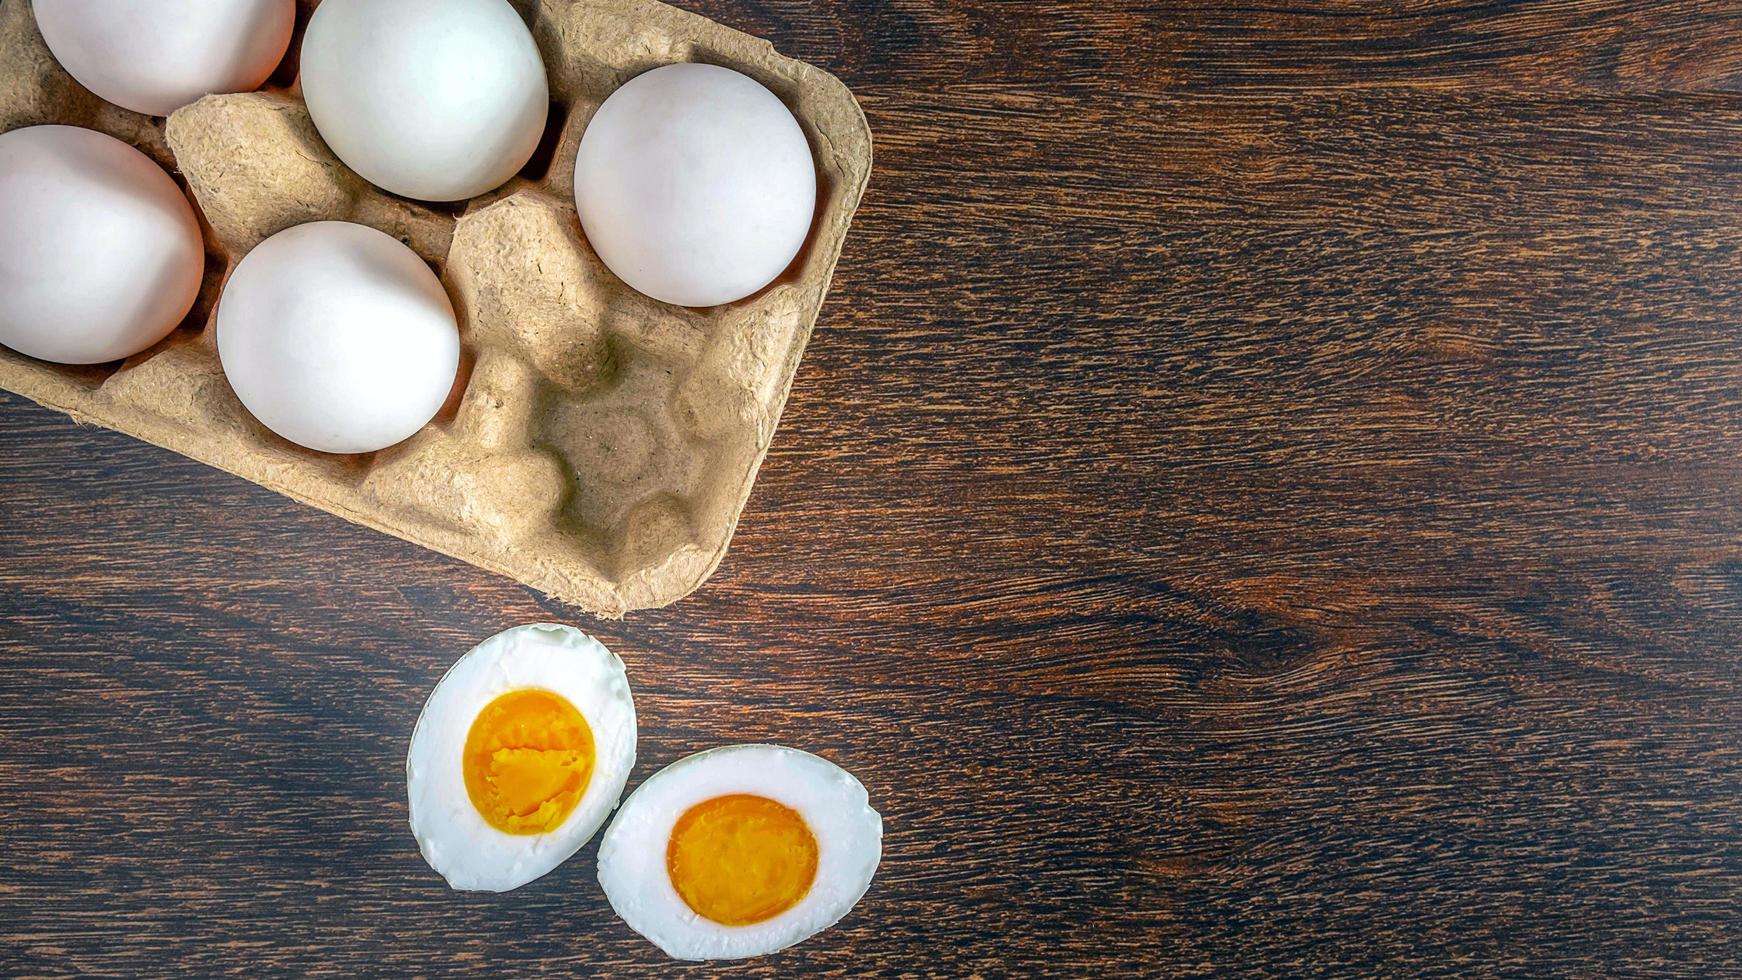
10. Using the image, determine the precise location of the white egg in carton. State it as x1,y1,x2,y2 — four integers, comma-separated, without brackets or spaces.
0,0,872,616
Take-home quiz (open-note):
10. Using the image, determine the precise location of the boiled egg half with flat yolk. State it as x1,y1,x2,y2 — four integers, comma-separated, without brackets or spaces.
597,744,882,959
407,624,637,891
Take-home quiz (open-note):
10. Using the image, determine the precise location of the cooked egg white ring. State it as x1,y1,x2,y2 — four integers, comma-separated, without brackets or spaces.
597,744,882,960
406,624,637,891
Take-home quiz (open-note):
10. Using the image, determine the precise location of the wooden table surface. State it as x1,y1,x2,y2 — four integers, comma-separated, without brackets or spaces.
5,1,1742,975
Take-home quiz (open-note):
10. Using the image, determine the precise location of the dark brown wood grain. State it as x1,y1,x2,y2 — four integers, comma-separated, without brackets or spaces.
4,1,1742,976
682,0,1742,94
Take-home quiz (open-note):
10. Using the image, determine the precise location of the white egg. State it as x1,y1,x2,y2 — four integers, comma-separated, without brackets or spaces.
34,0,295,117
407,624,638,892
0,125,203,365
215,221,459,455
573,63,817,308
300,0,548,201
597,744,882,960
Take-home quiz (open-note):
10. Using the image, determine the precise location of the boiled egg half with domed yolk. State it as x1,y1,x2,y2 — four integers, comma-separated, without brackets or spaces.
597,744,882,959
407,624,637,891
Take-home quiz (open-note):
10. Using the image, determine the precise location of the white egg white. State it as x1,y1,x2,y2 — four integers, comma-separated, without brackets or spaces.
597,744,882,960
406,624,637,892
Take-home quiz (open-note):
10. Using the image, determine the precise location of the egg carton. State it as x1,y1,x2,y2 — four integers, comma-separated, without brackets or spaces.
0,0,871,616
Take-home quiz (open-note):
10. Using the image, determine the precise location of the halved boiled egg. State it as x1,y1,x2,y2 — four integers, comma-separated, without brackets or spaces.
597,744,882,960
407,624,637,891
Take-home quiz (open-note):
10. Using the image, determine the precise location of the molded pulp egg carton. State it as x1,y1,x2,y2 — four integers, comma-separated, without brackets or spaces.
0,0,872,616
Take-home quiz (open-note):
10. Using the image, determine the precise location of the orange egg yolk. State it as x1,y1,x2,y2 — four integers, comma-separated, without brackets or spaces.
462,689,594,835
666,794,819,926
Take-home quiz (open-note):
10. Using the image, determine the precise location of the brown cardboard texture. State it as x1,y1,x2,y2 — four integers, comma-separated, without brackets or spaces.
0,0,873,616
